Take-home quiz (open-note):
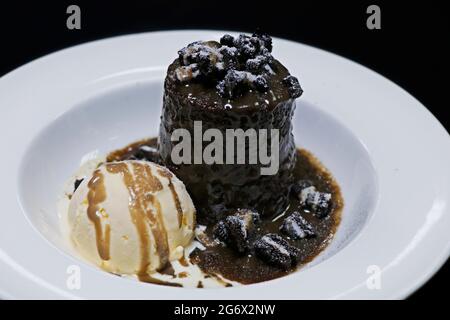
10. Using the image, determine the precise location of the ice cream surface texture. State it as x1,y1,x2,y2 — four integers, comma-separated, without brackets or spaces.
68,160,196,279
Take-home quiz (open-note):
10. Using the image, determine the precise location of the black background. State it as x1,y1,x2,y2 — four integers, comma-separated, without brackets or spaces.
0,1,448,300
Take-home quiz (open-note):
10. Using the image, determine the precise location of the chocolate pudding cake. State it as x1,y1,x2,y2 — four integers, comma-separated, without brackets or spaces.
159,32,302,223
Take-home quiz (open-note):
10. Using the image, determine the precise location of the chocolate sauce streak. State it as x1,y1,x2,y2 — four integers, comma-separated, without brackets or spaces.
157,168,184,228
87,170,111,261
178,256,189,267
159,263,176,277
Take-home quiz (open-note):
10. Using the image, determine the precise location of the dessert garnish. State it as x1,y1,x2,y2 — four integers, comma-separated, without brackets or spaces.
279,211,316,239
213,209,261,253
254,233,300,269
292,181,333,218
174,31,302,99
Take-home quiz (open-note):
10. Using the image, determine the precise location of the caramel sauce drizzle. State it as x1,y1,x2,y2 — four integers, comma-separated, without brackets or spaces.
178,271,189,278
178,255,189,267
159,263,176,277
87,170,111,260
105,162,176,285
157,168,183,228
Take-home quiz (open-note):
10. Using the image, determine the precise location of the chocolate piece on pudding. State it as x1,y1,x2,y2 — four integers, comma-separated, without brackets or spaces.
290,179,313,197
159,32,303,222
295,185,333,219
213,209,260,253
107,138,162,164
279,211,316,239
127,145,160,163
253,233,300,269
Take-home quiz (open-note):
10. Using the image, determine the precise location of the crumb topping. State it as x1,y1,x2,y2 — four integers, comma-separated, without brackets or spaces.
174,31,303,99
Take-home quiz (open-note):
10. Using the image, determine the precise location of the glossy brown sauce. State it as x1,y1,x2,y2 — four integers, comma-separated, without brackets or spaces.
100,162,175,286
87,170,110,261
178,256,189,267
159,263,176,277
191,149,343,284
107,138,343,286
157,168,184,228
107,139,152,162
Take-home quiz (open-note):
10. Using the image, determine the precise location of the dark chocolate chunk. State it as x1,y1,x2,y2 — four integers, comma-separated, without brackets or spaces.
197,51,218,78
127,145,160,163
177,41,202,65
253,234,300,269
74,178,84,192
220,69,248,98
299,186,332,218
252,30,273,52
220,34,235,47
219,46,238,69
260,48,274,65
283,75,303,99
234,34,259,59
213,209,260,253
174,32,293,99
253,75,269,92
246,57,264,73
280,211,316,239
176,41,223,79
245,54,272,73
213,220,229,241
291,180,313,198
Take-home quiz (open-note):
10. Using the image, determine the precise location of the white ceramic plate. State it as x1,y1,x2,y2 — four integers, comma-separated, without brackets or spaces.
1,30,449,299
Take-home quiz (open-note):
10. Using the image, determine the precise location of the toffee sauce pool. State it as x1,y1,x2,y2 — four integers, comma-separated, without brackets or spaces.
107,138,343,285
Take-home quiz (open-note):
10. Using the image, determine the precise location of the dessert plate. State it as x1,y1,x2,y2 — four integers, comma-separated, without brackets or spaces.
1,30,449,299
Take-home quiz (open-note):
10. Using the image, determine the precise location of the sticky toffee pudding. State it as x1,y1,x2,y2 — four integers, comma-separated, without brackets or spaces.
65,32,343,288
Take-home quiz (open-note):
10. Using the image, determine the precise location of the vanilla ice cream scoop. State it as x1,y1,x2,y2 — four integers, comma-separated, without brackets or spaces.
68,160,195,279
